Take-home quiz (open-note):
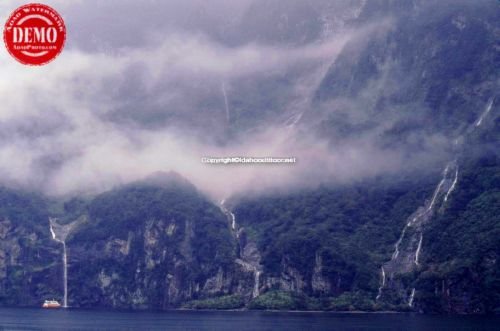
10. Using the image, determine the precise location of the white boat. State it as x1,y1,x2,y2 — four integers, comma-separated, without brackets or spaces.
42,299,61,309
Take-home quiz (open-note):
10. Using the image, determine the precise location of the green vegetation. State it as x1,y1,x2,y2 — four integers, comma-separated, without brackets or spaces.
235,144,499,313
326,292,376,312
235,174,440,299
71,173,236,274
183,295,245,310
248,291,380,311
417,150,500,314
66,173,236,308
0,187,49,229
249,291,308,310
0,142,497,313
0,187,62,307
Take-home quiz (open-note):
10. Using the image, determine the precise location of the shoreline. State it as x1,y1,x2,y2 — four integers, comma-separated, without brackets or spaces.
0,305,406,315
1,306,498,316
0,306,411,314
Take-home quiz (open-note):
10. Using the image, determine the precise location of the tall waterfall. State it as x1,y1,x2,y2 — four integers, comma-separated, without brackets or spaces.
61,243,68,308
220,199,262,298
376,96,496,306
378,162,457,305
49,218,68,308
253,271,262,298
408,288,416,307
415,234,423,266
376,267,386,301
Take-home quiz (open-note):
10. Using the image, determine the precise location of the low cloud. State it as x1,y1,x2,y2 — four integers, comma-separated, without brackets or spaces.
0,0,448,200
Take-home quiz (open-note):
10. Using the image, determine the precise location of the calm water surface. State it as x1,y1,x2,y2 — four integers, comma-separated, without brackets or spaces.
0,308,498,331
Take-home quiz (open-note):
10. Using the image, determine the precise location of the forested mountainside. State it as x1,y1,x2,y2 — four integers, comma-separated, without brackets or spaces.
0,142,497,313
0,0,498,314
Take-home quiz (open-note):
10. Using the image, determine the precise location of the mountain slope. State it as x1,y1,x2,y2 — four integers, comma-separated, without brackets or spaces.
67,173,244,308
0,188,59,306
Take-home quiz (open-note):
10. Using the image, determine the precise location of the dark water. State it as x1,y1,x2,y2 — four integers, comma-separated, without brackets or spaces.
0,308,498,331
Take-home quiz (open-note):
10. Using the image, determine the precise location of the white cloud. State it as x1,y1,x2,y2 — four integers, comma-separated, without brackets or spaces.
0,1,444,200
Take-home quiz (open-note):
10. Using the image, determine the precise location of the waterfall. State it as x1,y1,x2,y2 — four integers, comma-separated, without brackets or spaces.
220,199,238,234
408,288,416,307
49,223,57,241
391,214,421,260
377,96,494,305
284,111,304,129
221,82,230,123
475,98,494,127
379,161,455,302
49,219,68,308
221,199,263,298
376,267,386,301
391,224,407,260
414,234,423,266
426,165,450,213
253,270,261,298
443,168,459,203
230,212,236,230
62,242,68,308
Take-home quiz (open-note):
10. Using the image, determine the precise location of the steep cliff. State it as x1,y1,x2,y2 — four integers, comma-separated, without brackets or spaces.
65,173,259,309
0,188,60,306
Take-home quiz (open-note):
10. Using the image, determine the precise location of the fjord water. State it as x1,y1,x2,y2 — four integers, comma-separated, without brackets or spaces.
0,309,499,331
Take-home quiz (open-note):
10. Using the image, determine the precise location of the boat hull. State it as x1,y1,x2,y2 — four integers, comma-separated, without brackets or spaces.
42,304,61,308
42,301,62,309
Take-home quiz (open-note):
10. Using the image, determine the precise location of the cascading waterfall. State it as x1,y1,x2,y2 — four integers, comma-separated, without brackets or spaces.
414,234,423,266
49,219,68,308
377,96,495,306
376,267,386,301
443,167,459,204
408,288,416,307
220,199,262,298
229,210,236,231
426,165,450,213
391,222,409,260
378,162,456,305
475,98,493,127
220,199,238,233
391,210,423,261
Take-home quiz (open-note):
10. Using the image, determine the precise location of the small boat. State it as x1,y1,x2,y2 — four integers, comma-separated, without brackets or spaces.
42,299,61,309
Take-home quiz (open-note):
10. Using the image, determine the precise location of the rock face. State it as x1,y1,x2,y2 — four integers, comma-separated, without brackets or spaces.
311,252,332,295
63,174,255,309
379,162,459,307
0,189,61,306
0,156,497,313
232,138,498,313
0,174,263,310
